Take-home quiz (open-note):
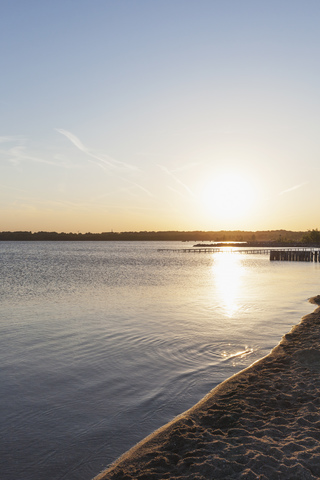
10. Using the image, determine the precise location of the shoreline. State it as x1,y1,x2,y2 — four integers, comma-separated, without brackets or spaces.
94,296,320,479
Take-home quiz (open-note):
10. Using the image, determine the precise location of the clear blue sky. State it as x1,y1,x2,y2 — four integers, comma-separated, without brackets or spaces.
1,0,320,232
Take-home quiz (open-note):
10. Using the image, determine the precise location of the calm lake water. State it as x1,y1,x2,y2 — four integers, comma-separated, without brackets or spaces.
1,241,319,480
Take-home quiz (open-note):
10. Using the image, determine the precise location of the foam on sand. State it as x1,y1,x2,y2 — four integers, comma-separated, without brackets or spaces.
93,296,320,479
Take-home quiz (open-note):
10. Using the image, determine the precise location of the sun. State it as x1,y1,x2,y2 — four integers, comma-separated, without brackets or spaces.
200,171,256,223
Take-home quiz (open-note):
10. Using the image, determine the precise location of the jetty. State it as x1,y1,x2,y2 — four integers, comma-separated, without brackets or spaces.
158,247,270,254
158,247,320,262
270,250,320,262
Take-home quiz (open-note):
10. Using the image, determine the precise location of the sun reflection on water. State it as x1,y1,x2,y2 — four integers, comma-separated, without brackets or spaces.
221,345,254,366
212,250,245,317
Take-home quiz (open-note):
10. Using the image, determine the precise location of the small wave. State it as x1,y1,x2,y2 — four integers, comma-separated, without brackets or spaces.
221,346,255,362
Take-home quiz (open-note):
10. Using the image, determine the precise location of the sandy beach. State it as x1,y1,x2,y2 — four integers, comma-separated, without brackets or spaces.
93,296,320,480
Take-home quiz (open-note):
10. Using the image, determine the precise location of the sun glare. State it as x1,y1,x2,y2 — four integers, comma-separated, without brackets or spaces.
200,172,256,223
212,252,245,317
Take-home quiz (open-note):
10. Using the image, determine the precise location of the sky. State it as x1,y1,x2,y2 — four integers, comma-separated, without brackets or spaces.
1,0,320,233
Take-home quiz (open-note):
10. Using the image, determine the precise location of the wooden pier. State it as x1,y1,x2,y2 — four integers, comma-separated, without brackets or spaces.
158,247,320,262
157,247,272,254
270,250,320,262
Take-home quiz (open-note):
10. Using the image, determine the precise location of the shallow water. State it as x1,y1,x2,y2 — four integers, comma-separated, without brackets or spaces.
1,241,319,479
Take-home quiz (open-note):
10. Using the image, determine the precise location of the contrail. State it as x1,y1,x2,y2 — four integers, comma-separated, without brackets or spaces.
56,128,153,197
56,129,138,172
167,185,191,200
56,129,86,151
279,182,308,196
7,146,69,168
0,136,24,143
171,162,199,173
158,164,195,197
0,183,31,194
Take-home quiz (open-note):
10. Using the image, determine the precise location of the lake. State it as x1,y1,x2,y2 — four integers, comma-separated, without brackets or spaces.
1,241,319,479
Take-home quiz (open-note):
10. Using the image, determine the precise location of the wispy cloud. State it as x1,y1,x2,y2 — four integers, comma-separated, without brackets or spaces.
279,182,308,196
5,145,77,169
1,129,154,200
0,135,25,144
0,183,33,194
0,137,79,169
158,164,195,197
167,185,190,199
56,128,154,197
56,129,139,173
170,162,199,173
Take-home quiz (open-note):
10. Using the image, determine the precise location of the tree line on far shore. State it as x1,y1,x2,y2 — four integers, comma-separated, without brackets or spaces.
0,229,319,243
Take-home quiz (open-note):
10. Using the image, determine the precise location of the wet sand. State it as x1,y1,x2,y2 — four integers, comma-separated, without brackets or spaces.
93,296,320,479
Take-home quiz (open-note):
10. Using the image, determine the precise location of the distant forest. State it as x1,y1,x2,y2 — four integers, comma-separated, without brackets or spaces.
0,229,319,243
